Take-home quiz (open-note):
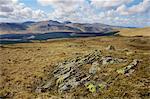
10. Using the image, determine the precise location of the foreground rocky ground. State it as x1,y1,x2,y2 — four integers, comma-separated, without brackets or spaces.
0,36,150,99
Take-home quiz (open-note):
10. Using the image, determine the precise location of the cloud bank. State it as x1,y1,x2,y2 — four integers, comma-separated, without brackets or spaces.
0,0,46,21
0,0,150,27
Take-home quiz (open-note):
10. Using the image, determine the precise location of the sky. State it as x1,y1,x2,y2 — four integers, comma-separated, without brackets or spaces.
0,0,150,27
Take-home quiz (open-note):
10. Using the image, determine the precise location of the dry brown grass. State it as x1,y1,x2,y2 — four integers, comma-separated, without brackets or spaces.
0,36,150,99
118,27,150,36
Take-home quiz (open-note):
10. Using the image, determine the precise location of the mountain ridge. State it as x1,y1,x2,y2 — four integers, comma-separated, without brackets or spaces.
0,20,119,34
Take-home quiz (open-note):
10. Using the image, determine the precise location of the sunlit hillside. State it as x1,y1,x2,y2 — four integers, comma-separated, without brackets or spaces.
118,27,150,36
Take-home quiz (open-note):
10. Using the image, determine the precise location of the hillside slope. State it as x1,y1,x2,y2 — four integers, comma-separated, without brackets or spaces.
118,27,150,36
0,20,117,34
0,36,150,98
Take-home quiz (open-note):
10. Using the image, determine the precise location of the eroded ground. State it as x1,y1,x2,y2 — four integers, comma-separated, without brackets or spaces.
0,37,150,99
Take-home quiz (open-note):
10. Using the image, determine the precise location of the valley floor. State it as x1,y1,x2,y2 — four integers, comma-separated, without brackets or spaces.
0,36,150,99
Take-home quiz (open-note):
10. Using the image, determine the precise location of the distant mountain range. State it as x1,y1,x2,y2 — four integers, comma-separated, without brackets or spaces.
0,20,122,34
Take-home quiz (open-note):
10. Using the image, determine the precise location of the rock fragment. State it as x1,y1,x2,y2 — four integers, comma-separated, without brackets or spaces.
101,56,127,65
117,59,139,74
106,45,115,51
35,78,56,93
89,61,100,75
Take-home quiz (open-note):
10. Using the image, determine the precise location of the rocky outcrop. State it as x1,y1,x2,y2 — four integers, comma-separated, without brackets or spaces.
53,50,102,92
36,50,138,93
36,50,102,93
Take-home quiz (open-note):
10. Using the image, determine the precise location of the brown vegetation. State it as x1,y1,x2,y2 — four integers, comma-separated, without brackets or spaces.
0,36,150,99
118,27,150,36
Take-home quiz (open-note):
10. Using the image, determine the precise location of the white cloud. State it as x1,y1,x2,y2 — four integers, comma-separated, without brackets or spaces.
117,0,150,15
37,0,94,22
0,0,46,21
37,0,85,6
36,0,150,27
0,0,149,27
90,0,133,8
37,0,87,15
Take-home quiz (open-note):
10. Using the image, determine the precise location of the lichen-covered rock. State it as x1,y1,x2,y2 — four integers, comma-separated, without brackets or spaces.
98,82,107,91
35,78,56,93
116,67,127,74
101,56,114,65
117,59,138,74
53,62,74,78
85,82,96,93
89,61,100,75
101,56,127,65
58,78,79,92
127,59,138,68
85,81,107,93
58,84,70,92
53,50,102,91
116,58,127,63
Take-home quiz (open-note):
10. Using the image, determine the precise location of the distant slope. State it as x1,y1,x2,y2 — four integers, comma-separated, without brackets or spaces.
118,27,150,36
27,20,82,33
0,23,27,34
0,20,118,34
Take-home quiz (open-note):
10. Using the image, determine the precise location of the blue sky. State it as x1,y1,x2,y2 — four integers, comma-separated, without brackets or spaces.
0,0,150,27
20,0,54,13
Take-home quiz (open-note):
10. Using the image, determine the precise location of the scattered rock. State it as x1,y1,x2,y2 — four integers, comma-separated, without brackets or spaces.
85,81,107,93
125,69,135,76
123,48,129,52
35,78,56,93
98,82,107,91
106,45,115,51
101,56,127,65
85,82,96,93
126,51,134,56
101,56,114,65
89,61,100,75
117,59,139,74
